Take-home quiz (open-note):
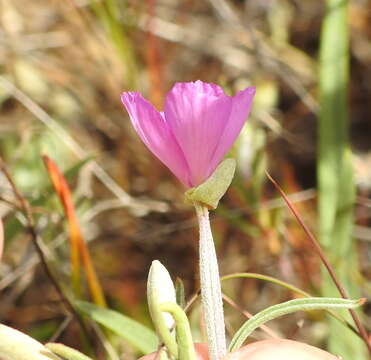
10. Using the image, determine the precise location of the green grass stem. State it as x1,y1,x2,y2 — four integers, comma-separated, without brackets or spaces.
318,0,367,357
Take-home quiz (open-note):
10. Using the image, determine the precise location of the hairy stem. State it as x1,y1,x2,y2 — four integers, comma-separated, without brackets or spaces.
194,202,226,360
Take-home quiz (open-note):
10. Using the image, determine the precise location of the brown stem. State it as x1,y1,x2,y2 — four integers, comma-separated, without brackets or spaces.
0,157,89,338
266,171,371,353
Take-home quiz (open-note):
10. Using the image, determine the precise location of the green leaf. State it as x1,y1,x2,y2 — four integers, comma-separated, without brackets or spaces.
75,301,158,354
229,297,364,352
222,272,359,336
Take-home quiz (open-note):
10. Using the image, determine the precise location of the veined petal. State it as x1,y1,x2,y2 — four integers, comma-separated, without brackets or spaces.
164,81,233,186
121,92,191,187
208,86,256,175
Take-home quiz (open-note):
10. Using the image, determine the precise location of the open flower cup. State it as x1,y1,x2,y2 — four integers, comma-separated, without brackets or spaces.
121,81,255,188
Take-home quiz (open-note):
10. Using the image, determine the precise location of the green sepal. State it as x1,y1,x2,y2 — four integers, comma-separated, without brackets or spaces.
185,158,236,209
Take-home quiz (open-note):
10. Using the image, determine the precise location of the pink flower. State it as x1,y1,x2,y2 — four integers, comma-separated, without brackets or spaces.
121,81,255,188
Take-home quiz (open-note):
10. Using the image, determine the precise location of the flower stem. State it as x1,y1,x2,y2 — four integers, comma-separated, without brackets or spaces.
194,202,226,360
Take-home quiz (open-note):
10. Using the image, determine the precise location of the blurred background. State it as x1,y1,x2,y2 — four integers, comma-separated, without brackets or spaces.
0,0,370,359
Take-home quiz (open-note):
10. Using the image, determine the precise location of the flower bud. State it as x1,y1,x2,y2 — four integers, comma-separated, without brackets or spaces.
0,324,61,360
147,260,177,330
147,260,178,357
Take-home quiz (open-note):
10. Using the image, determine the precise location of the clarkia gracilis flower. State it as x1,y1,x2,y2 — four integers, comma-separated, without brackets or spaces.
121,80,255,188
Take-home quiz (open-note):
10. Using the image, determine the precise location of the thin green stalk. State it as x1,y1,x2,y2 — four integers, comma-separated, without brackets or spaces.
222,272,310,297
160,302,197,360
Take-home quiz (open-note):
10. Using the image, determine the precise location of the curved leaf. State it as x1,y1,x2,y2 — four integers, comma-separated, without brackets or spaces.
76,301,158,354
229,297,364,352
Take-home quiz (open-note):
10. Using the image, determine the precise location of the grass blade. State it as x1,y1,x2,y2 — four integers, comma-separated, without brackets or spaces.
318,0,368,357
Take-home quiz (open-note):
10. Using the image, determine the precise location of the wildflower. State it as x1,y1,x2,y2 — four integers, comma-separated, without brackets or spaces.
121,81,255,188
122,81,256,360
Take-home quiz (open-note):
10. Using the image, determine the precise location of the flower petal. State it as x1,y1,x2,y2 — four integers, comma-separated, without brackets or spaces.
208,86,256,175
164,81,233,186
121,92,191,187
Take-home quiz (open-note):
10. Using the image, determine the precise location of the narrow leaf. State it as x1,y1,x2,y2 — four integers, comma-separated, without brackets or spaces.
229,297,364,352
222,272,359,336
76,301,158,354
